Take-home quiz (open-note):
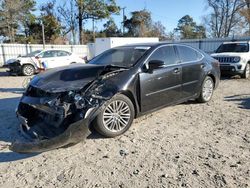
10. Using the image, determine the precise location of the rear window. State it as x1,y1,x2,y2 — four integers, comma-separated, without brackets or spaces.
216,43,249,53
177,45,202,62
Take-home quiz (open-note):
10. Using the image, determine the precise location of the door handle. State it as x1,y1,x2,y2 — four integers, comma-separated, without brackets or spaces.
173,68,180,74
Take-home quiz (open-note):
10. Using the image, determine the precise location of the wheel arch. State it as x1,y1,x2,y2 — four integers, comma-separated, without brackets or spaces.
207,73,216,87
22,63,35,69
119,90,139,118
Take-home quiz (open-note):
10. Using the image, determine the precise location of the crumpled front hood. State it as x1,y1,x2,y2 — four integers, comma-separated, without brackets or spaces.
29,64,106,92
6,58,18,64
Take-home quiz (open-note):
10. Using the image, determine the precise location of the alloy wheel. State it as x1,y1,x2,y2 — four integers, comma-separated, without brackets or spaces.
202,79,214,101
245,64,250,78
23,65,34,76
102,100,131,132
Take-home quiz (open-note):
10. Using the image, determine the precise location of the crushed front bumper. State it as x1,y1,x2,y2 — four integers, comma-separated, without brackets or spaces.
10,117,91,153
6,62,22,74
10,95,104,153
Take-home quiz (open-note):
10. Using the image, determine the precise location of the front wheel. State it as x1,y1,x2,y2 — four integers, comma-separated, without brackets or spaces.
22,64,35,76
93,94,135,137
197,76,214,103
241,63,250,79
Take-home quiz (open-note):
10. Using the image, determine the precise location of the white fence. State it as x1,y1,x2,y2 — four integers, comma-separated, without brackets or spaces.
1,36,250,66
0,44,89,66
164,36,250,54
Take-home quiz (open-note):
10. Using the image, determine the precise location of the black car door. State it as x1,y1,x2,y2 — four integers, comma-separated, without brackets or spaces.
176,45,205,99
139,45,182,112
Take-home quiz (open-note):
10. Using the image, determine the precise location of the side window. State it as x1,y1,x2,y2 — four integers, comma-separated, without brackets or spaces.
42,51,57,58
37,52,44,58
148,46,178,66
57,51,71,57
177,46,202,62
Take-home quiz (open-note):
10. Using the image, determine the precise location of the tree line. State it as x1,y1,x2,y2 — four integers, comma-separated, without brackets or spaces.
0,0,250,44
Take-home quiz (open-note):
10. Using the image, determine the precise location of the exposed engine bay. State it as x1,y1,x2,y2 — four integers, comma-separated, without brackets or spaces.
10,64,127,153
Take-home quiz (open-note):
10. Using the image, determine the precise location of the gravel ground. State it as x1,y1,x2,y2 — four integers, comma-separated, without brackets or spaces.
0,68,249,188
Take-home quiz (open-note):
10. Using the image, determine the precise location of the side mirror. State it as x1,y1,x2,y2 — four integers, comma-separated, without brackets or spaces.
147,60,165,70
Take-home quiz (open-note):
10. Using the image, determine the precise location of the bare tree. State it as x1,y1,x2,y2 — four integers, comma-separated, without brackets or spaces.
58,0,77,44
240,0,250,35
206,0,246,37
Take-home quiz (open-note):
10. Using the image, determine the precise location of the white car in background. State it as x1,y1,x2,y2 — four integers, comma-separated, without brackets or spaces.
211,41,250,79
5,49,85,76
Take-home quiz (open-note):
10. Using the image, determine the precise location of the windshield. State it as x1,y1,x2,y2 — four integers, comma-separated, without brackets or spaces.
24,50,42,57
216,43,249,53
89,47,150,68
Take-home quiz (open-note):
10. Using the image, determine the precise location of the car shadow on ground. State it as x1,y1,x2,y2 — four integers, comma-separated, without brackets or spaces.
220,75,243,80
0,88,25,94
0,69,9,77
87,130,106,140
0,97,38,162
0,152,37,163
225,94,250,110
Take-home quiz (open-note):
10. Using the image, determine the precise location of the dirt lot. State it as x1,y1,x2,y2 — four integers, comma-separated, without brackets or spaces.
0,68,249,188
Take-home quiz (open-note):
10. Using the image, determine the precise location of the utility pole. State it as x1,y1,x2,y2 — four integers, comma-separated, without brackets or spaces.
41,21,45,49
92,18,95,42
121,7,126,36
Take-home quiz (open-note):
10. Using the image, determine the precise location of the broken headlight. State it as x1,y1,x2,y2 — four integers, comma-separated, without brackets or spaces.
74,94,85,108
67,91,86,109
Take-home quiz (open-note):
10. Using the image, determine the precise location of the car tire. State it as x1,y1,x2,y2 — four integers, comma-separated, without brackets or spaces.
22,64,35,76
197,76,214,103
241,63,250,79
93,94,135,137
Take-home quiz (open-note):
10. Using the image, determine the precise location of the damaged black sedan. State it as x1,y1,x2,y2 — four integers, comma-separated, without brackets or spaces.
12,43,220,153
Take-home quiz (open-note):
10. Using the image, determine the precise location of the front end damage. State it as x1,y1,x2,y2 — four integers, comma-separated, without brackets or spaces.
10,68,121,153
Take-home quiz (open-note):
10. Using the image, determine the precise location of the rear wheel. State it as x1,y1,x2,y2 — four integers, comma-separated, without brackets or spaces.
241,63,250,79
93,94,135,137
197,76,214,103
22,64,35,76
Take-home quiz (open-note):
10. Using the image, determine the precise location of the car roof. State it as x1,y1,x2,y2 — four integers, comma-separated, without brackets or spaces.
42,49,71,52
223,41,249,44
115,42,186,48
